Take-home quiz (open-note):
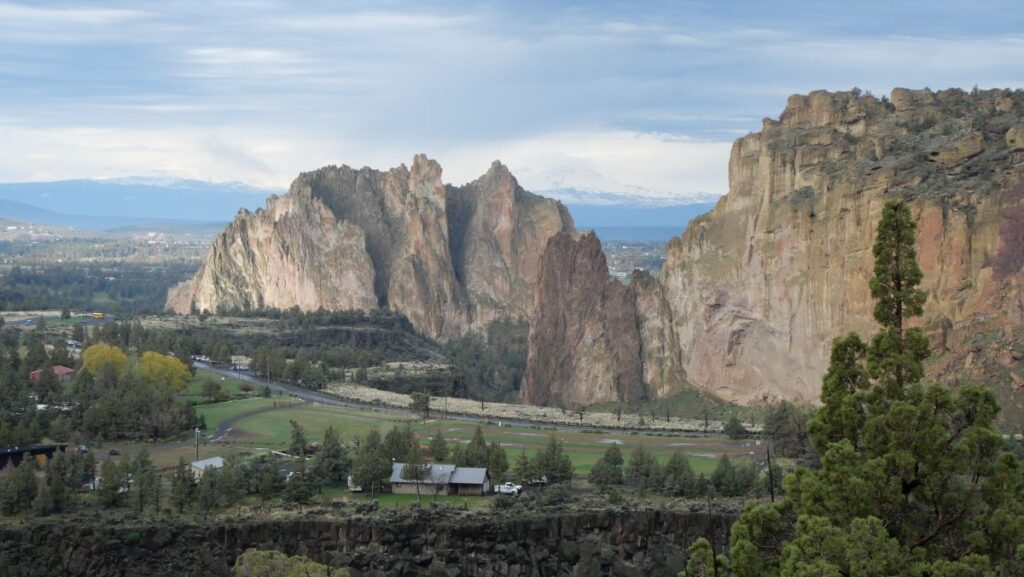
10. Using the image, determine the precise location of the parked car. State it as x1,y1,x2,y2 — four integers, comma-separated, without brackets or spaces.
495,482,523,495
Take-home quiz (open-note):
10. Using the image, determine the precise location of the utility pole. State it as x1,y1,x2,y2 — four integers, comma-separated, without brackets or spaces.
766,445,776,503
194,427,200,461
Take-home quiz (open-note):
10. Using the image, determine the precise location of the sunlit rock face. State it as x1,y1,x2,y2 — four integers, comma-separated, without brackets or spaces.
168,155,573,341
523,88,1024,419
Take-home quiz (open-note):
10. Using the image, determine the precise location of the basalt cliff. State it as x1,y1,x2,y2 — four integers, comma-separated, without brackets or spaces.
524,88,1024,422
167,155,573,340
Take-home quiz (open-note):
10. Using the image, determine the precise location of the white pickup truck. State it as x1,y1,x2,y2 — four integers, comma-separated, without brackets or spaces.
495,482,523,495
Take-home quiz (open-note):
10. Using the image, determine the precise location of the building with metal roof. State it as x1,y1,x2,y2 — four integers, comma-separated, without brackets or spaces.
390,463,491,496
190,456,225,479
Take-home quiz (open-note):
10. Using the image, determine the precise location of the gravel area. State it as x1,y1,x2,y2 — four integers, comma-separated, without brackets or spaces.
323,382,755,433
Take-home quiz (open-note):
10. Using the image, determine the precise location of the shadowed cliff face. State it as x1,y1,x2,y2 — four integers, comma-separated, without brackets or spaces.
0,510,736,577
524,88,1024,418
168,156,573,340
521,231,645,407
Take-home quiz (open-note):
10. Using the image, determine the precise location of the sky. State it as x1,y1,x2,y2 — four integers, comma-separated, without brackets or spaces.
1,0,1022,198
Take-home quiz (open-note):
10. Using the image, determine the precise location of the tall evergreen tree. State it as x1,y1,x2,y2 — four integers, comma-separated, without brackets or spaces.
729,201,1024,576
169,457,195,514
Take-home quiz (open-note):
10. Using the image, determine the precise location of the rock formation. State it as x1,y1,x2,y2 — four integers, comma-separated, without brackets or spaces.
526,88,1024,419
168,156,573,340
0,510,737,577
521,232,645,407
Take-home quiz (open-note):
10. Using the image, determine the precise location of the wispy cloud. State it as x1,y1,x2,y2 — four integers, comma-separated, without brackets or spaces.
0,0,1020,197
0,2,150,43
281,11,478,32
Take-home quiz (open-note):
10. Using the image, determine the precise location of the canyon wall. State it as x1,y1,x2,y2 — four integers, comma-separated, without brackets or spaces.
526,88,1024,418
521,232,645,407
0,510,735,577
168,156,573,340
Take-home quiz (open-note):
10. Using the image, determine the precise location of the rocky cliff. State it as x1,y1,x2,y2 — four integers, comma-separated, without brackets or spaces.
521,232,645,407
0,510,736,577
526,88,1024,419
168,156,573,340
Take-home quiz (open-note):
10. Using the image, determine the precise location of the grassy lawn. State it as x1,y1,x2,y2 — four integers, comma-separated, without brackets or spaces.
230,404,413,446
196,396,300,432
182,368,249,396
209,401,756,478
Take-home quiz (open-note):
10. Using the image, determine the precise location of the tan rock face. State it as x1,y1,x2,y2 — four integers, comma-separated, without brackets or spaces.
166,192,378,315
649,88,1024,412
521,232,644,408
167,156,573,340
521,88,1024,423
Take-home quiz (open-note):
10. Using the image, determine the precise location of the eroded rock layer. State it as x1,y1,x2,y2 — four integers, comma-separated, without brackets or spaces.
168,156,573,340
525,88,1024,416
521,232,645,407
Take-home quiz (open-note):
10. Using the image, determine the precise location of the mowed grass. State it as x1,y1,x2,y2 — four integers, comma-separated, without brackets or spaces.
229,403,413,446
208,400,757,477
424,421,748,476
196,396,300,432
180,369,249,398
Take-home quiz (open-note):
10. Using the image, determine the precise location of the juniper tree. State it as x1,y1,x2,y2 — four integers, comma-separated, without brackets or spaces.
428,430,449,462
729,201,1024,576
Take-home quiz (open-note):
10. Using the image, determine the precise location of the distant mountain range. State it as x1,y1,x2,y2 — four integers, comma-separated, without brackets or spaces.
0,173,717,240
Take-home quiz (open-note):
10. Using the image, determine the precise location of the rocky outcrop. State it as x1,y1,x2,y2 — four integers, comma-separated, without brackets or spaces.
0,510,736,577
524,88,1024,421
521,232,645,407
647,88,1024,409
168,156,573,340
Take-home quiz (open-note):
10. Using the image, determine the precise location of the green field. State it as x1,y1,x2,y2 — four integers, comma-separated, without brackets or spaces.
196,399,755,478
180,368,250,398
227,402,409,445
195,396,301,432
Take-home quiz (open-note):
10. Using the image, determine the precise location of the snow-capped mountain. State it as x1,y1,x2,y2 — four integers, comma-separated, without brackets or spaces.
515,165,720,207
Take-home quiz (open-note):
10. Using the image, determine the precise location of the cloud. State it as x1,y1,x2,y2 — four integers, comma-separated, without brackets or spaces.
281,11,478,32
0,0,1022,199
0,2,149,43
439,131,732,199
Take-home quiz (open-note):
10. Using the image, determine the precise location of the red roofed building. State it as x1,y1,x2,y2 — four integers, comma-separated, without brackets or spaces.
30,365,76,385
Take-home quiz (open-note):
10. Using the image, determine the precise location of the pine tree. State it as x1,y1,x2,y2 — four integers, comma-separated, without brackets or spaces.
729,201,1024,576
400,450,428,504
626,445,662,497
724,414,747,439
662,450,697,497
97,459,123,508
0,458,38,515
169,457,195,514
288,420,308,457
428,430,449,462
311,426,350,485
588,444,625,489
513,450,533,484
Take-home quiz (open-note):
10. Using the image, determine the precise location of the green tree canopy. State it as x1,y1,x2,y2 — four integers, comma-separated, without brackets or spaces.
729,201,1024,577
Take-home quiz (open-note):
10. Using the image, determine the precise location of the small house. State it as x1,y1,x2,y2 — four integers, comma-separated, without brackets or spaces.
389,463,491,496
29,365,76,385
190,456,225,479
